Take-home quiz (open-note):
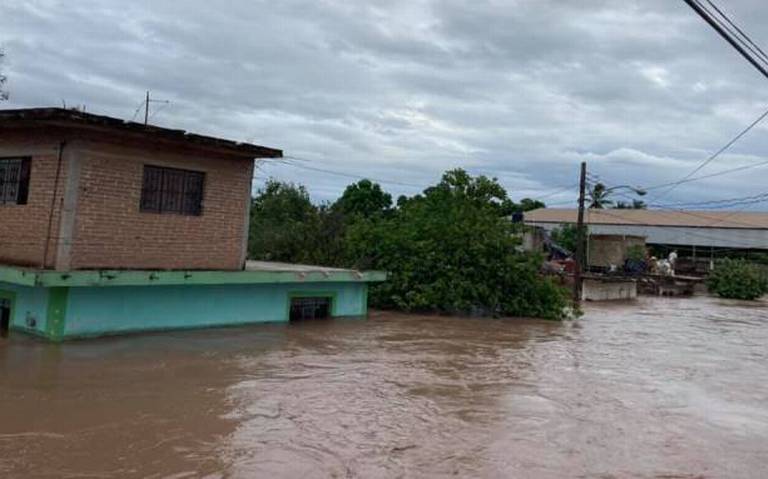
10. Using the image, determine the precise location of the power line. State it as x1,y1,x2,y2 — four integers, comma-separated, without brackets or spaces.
702,0,768,65
643,158,768,191
268,157,426,188
694,0,768,71
649,105,768,202
683,0,768,80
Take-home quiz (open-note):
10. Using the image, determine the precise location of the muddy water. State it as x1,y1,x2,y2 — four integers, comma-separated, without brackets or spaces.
1,296,767,478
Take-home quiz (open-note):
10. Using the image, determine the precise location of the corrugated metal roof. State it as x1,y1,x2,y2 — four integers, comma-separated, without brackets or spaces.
0,108,283,158
524,208,768,230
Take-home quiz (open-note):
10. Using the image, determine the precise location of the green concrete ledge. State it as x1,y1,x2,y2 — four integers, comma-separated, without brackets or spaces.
0,264,387,288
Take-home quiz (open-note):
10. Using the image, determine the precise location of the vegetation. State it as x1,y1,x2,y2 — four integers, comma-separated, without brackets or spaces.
707,259,768,300
588,182,612,209
249,169,571,320
614,199,647,209
625,245,646,262
550,223,579,253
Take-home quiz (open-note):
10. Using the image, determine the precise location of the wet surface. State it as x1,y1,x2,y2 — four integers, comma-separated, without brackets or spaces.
1,295,767,478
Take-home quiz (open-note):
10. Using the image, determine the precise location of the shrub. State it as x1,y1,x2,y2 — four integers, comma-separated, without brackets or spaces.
707,259,768,300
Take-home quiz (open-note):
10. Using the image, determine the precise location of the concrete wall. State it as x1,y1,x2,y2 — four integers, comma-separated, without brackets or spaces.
1,281,368,340
582,279,637,302
588,235,645,268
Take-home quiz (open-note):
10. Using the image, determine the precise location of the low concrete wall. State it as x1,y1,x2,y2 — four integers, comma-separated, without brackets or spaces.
582,278,637,302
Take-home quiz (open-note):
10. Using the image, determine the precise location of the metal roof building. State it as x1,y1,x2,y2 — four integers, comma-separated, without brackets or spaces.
524,208,768,250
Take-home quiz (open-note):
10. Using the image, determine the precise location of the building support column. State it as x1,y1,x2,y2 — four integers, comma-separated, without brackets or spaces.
54,144,82,271
45,287,69,341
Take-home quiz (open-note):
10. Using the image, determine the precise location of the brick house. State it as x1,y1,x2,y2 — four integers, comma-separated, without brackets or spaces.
0,108,282,271
0,108,385,340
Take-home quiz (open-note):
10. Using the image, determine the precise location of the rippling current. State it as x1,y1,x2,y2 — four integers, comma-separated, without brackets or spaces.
1,295,767,478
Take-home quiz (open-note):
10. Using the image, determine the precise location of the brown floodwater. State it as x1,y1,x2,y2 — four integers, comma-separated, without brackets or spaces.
1,295,767,478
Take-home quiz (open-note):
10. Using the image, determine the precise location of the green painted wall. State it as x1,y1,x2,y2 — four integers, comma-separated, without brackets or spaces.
0,281,52,338
62,281,368,339
1,280,370,341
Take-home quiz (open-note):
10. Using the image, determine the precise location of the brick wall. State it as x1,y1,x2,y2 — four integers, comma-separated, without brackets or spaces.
0,137,66,268
69,142,252,271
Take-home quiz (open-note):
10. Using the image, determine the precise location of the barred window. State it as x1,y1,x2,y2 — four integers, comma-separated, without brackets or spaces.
289,296,332,321
140,165,205,216
0,158,31,206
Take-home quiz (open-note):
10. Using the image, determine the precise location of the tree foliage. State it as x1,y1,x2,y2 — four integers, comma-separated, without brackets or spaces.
707,259,768,300
588,182,613,209
614,199,647,209
332,179,392,218
248,170,571,320
248,180,317,262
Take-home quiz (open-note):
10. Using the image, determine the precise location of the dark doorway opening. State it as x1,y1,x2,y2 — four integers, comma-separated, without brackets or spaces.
290,297,332,321
0,298,11,338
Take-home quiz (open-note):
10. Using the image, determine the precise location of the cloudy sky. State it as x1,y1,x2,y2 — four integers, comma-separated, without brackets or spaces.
2,0,768,208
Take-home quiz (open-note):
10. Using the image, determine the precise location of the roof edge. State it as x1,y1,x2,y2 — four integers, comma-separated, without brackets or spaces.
0,107,283,159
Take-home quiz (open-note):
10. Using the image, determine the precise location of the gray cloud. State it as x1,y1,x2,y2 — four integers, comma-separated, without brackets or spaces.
2,0,768,207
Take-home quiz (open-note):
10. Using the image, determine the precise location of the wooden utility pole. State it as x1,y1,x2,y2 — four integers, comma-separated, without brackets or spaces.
573,161,587,304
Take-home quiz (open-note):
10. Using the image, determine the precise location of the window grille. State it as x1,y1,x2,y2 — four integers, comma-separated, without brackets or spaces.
0,158,31,205
140,165,204,216
290,297,332,321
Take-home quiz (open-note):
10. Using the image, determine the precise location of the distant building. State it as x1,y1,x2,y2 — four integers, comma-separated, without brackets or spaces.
0,108,385,340
525,208,768,251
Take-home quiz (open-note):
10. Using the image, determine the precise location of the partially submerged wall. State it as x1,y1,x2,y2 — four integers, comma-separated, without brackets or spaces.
1,281,369,340
582,279,637,302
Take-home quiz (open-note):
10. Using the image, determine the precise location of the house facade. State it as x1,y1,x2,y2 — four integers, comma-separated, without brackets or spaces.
0,108,276,270
0,108,385,340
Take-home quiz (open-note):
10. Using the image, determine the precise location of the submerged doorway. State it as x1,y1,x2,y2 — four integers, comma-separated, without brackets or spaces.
290,296,332,321
0,297,11,338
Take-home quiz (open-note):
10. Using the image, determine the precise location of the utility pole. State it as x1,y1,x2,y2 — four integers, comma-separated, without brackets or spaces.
144,91,150,125
573,161,587,304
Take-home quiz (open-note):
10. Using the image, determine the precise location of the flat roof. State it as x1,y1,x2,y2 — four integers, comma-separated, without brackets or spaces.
0,108,283,159
525,208,768,230
0,262,386,288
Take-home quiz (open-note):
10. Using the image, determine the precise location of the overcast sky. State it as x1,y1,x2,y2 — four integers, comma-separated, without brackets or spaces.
2,0,768,208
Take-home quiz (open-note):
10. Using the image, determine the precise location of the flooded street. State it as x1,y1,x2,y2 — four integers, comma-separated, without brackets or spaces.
1,296,767,478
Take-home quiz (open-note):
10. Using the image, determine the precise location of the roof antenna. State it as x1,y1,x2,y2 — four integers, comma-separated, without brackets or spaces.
143,90,170,126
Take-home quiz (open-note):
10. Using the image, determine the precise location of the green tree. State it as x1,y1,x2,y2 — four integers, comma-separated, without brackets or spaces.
588,182,613,209
518,198,546,212
332,179,392,218
346,169,570,319
248,179,316,262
